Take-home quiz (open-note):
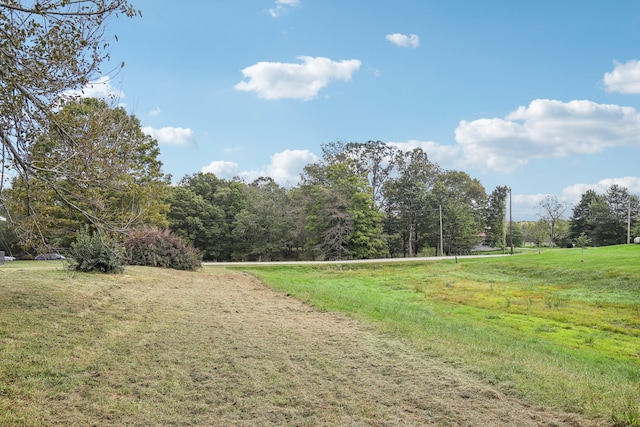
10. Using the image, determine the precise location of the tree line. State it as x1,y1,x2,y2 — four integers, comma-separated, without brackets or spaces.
166,140,491,261
1,2,638,262
1,100,639,261
2,98,640,260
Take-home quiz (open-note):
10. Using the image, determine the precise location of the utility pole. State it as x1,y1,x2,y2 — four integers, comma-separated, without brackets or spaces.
439,204,444,256
509,187,514,255
503,193,507,255
628,198,631,244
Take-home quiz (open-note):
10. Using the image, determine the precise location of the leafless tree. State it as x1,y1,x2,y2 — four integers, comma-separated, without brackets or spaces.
537,195,567,247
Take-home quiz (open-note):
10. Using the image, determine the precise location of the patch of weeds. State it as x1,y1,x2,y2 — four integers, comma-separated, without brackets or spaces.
554,294,563,308
413,282,427,294
535,325,556,333
611,396,640,427
582,335,595,345
544,294,563,308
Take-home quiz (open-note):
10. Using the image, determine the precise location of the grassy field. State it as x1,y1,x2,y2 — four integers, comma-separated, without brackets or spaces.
238,245,640,426
0,246,638,425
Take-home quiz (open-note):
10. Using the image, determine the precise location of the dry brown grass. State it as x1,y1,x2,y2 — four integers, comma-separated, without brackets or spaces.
0,264,603,426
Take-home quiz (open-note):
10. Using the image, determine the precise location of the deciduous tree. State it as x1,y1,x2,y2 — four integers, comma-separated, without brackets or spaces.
382,148,440,257
232,177,295,261
429,171,486,255
537,195,567,247
0,0,139,246
321,140,398,205
3,98,169,250
167,173,247,261
302,162,385,260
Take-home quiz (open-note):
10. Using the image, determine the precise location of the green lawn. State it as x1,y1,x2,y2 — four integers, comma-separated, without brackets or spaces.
1,247,638,425
235,245,640,426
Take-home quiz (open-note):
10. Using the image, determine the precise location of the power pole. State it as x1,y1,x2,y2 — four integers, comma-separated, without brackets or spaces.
509,187,514,255
628,198,631,244
503,193,507,255
439,204,444,256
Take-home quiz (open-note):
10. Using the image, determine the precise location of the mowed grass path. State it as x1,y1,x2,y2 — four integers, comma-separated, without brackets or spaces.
0,246,637,426
0,258,604,426
240,245,640,426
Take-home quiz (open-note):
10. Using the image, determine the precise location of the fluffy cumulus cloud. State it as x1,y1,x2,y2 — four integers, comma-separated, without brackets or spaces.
562,176,640,202
503,177,640,219
269,0,300,17
492,177,640,220
234,56,361,100
201,149,319,185
453,99,640,172
386,33,420,48
603,60,640,94
201,160,240,177
63,76,125,103
265,149,319,184
142,126,195,146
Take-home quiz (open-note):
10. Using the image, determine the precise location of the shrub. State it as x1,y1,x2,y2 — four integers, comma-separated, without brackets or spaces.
69,227,125,274
125,227,202,271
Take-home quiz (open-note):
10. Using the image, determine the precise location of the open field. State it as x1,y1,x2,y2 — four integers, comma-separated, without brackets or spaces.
0,247,636,425
238,245,640,426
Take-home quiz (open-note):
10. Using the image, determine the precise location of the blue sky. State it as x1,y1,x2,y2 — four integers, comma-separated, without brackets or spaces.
89,0,640,220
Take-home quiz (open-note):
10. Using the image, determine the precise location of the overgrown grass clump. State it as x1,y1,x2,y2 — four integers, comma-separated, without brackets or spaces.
237,245,640,426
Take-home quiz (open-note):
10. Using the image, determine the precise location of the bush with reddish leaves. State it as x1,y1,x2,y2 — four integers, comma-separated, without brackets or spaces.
125,227,202,271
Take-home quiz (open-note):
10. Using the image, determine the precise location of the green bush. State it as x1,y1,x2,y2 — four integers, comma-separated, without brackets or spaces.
69,227,125,274
125,227,202,271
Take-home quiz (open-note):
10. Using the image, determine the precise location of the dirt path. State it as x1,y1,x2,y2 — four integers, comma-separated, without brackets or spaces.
183,269,601,426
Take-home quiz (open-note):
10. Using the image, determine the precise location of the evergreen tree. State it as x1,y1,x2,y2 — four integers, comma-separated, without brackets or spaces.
484,186,509,248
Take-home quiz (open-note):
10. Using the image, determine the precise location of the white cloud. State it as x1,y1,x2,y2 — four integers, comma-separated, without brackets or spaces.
495,177,640,221
234,56,361,100
388,136,640,221
148,106,161,117
386,33,420,48
603,60,640,94
268,0,300,17
511,193,552,220
142,126,195,146
201,149,319,186
453,99,640,173
63,76,125,104
265,149,319,184
562,177,640,202
502,177,640,220
201,160,240,177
